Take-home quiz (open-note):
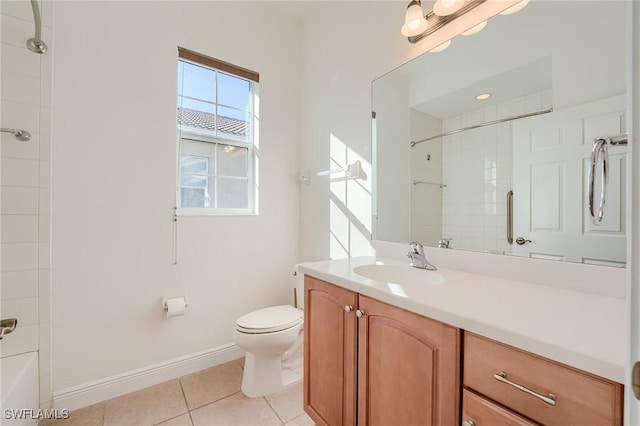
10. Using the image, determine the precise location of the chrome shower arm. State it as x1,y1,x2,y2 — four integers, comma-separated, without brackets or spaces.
27,0,47,54
32,0,42,40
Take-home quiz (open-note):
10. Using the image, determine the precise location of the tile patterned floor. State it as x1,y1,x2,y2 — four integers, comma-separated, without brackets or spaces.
40,359,314,426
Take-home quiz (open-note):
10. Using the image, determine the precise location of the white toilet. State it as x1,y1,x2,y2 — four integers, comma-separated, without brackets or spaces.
234,270,304,397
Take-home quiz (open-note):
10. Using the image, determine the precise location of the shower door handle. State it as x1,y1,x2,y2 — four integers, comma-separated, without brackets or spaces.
507,191,513,245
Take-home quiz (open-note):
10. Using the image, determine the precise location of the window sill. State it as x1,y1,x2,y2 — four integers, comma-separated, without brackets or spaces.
176,208,258,217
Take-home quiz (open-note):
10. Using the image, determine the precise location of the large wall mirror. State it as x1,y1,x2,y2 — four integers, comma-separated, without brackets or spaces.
373,1,627,266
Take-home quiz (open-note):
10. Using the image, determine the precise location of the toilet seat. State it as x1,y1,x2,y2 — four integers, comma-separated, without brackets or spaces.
236,305,303,334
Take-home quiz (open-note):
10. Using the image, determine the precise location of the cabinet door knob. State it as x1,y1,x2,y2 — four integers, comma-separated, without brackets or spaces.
356,309,365,318
344,305,353,313
461,421,475,426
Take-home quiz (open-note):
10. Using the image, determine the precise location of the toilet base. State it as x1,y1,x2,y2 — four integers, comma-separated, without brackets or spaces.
241,348,303,397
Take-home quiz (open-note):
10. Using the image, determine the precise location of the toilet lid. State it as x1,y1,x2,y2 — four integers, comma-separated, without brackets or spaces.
236,305,303,333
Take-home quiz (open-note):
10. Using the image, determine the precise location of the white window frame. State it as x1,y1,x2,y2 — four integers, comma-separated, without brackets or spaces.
176,53,259,216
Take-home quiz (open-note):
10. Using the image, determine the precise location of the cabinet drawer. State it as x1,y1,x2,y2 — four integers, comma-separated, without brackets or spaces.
463,333,622,426
463,389,537,426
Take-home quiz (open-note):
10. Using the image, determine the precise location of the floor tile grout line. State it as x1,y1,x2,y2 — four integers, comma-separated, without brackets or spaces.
177,376,190,411
263,395,286,425
171,376,193,425
187,390,243,414
101,401,106,426
288,412,310,425
152,411,191,426
180,359,245,412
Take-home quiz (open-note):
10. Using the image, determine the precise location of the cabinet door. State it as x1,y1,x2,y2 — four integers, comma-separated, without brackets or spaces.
357,295,461,426
304,276,358,426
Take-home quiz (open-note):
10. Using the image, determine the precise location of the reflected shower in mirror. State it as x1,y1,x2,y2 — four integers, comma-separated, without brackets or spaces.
372,1,627,266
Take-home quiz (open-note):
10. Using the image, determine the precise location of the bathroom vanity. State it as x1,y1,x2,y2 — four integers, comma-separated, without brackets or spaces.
300,257,624,426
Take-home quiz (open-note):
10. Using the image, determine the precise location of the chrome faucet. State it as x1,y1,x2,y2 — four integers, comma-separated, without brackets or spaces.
437,238,452,249
406,242,437,270
0,318,17,340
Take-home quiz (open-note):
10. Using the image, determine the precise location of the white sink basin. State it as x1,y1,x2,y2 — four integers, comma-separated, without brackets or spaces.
353,264,445,286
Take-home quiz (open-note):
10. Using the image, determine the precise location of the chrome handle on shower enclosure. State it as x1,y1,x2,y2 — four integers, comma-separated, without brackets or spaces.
588,138,608,225
507,191,513,245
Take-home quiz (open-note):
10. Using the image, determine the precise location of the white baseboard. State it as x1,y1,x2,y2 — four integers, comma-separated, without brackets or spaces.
53,343,244,411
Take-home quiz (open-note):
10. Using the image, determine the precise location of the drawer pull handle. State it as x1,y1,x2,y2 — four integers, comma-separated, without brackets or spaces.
493,372,556,406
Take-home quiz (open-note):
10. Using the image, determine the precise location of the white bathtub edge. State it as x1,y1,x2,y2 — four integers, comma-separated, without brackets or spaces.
0,351,39,426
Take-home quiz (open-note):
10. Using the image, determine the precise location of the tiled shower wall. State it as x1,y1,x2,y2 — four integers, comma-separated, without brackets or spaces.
441,89,552,254
1,0,53,408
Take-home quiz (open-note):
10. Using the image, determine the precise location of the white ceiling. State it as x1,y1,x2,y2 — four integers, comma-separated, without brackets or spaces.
414,56,552,119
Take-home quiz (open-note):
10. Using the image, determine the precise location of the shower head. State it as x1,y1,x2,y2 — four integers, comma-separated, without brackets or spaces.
1,128,31,142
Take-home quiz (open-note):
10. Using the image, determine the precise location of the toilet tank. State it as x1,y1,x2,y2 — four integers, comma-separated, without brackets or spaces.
294,264,304,309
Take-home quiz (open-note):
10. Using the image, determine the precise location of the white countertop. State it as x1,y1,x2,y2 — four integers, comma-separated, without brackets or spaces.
298,256,626,384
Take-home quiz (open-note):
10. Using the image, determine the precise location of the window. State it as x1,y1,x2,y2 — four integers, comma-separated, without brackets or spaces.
176,47,259,214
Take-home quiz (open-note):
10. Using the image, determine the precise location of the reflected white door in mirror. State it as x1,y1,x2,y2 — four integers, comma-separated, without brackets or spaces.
512,95,626,267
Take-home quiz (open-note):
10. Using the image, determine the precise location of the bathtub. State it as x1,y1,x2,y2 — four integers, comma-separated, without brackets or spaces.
0,352,39,426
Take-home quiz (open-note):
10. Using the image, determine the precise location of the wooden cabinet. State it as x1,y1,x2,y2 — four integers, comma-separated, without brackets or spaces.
304,276,461,426
304,275,623,426
304,275,358,425
463,333,623,426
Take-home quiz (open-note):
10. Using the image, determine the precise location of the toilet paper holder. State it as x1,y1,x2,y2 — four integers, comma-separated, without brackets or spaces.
162,296,189,316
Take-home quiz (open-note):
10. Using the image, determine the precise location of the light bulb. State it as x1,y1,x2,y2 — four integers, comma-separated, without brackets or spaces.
433,0,465,16
500,0,530,15
430,40,451,53
406,3,423,25
475,93,491,100
401,1,428,37
461,20,487,36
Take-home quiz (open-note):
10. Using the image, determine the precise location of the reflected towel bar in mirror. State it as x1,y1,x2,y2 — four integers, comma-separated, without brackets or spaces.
413,180,447,189
588,133,628,225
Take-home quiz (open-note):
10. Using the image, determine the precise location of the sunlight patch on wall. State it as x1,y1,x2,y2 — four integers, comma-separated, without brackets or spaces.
329,134,373,259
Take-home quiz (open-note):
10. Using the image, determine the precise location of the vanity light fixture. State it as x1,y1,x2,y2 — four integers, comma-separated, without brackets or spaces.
476,93,491,100
401,0,429,37
401,0,528,50
500,0,530,15
431,40,452,53
433,0,466,17
461,20,487,35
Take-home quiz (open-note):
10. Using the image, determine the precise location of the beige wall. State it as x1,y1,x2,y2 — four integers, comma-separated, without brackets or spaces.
52,0,301,397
